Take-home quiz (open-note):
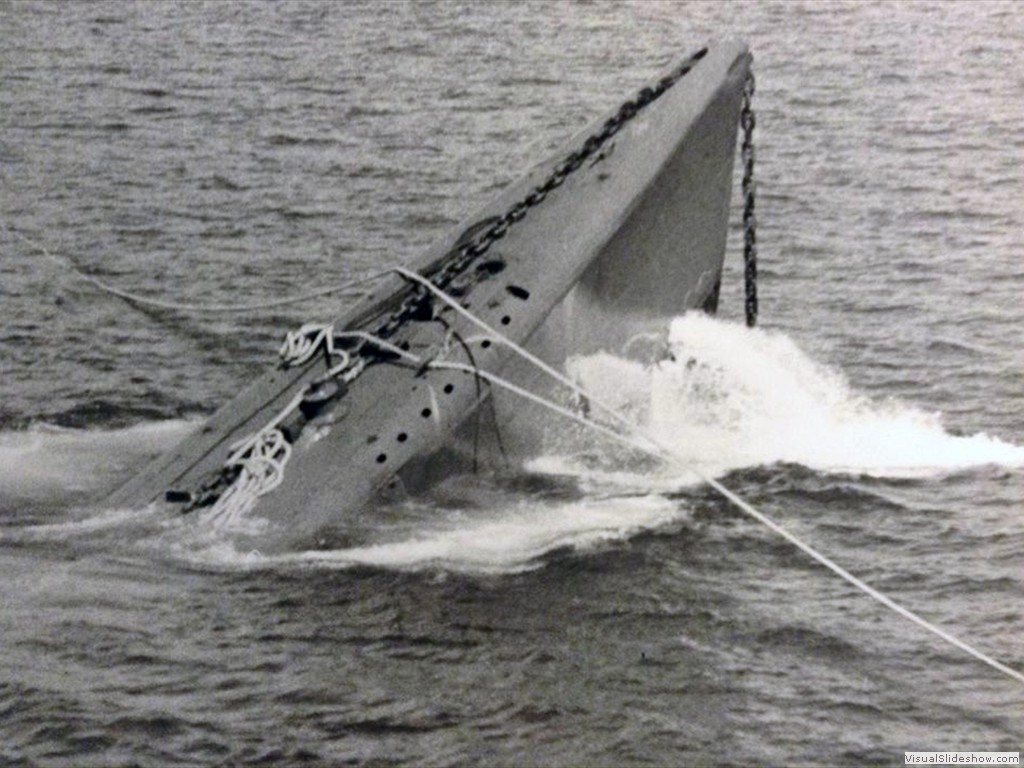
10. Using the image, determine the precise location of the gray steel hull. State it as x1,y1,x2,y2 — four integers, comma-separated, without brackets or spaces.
105,41,751,552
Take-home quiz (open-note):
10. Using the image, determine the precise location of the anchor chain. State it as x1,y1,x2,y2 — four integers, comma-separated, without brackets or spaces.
182,47,717,518
373,47,712,344
740,68,758,328
430,47,709,291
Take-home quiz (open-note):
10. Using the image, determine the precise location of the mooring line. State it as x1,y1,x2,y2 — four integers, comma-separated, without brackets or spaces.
5,225,388,313
394,266,660,447
11,224,1021,686
413,274,1024,687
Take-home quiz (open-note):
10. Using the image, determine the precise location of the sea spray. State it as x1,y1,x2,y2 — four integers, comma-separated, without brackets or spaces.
4,317,1022,573
0,420,198,502
117,318,1024,571
563,314,1024,478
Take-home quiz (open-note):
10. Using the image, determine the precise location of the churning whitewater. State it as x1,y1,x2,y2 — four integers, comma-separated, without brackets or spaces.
3,3,1023,764
4,315,1020,575
566,315,1024,478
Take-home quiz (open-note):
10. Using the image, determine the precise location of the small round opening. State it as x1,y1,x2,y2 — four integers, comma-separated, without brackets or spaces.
443,383,454,394
481,340,492,349
397,432,408,442
421,407,432,418
376,453,387,464
500,315,511,326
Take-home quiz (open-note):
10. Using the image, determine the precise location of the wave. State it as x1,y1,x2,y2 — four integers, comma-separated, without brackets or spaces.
3,316,1021,573
559,314,1024,480
168,493,687,576
0,420,198,503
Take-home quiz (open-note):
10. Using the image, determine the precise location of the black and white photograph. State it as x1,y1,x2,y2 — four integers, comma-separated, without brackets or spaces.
1,1,1021,765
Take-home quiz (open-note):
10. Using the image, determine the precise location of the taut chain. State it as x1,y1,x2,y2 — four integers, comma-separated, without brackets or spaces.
741,68,758,328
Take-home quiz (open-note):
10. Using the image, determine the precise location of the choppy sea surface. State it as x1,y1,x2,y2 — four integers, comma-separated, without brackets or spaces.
2,1,1023,765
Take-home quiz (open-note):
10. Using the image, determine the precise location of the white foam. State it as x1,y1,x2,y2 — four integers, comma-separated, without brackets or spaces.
10,316,1021,575
4,505,158,540
563,314,1024,478
161,315,1024,574
0,420,199,498
164,494,685,575
282,494,683,574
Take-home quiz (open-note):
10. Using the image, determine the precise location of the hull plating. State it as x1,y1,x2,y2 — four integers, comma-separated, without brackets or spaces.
105,41,751,551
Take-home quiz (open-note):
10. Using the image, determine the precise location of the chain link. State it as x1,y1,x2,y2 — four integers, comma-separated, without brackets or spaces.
178,47,728,512
740,68,758,328
415,47,711,309
370,48,711,346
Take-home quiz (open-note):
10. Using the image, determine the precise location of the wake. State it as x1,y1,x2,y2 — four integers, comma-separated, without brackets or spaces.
2,315,1021,574
559,314,1024,479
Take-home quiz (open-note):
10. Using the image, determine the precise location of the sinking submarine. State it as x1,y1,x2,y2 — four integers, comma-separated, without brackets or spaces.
106,40,754,552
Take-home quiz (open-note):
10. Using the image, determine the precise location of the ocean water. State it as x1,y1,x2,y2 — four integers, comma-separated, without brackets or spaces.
1,1,1023,765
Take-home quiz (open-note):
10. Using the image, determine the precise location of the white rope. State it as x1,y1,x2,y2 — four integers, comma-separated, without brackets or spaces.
208,427,292,528
280,323,334,365
279,322,353,380
394,267,640,435
204,326,426,525
411,273,1024,687
6,225,391,313
430,360,647,453
332,330,423,365
206,389,306,526
17,221,1019,684
693,474,1024,685
203,327,422,525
